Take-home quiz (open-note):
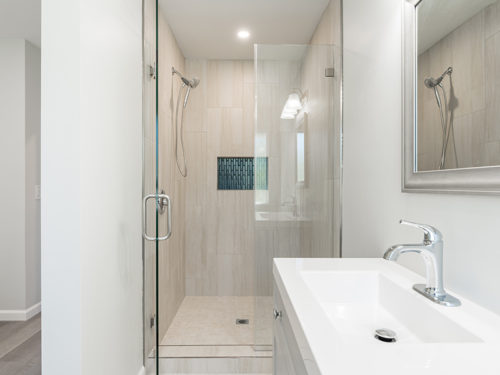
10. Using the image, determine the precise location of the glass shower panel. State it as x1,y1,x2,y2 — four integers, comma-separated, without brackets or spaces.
254,44,341,349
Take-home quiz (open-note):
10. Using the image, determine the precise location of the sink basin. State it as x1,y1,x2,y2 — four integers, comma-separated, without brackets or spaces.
273,258,500,375
301,271,480,343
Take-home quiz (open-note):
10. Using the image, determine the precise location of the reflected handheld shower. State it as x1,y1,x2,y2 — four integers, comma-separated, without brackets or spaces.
424,67,453,88
423,66,454,170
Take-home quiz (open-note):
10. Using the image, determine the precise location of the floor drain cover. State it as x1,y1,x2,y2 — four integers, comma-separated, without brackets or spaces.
374,328,397,343
236,319,249,325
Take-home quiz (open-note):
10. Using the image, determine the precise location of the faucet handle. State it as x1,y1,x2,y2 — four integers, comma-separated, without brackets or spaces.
400,220,442,243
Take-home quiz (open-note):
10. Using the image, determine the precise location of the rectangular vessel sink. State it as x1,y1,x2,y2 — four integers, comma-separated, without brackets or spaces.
301,271,480,343
274,258,500,375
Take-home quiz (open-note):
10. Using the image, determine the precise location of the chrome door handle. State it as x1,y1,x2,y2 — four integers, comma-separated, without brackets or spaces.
143,193,172,241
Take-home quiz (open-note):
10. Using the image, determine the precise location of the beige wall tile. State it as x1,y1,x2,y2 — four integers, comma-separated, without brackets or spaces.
184,59,255,297
153,9,187,340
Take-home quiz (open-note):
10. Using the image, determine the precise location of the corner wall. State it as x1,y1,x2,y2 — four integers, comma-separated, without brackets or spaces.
343,0,500,315
0,39,27,313
0,38,41,319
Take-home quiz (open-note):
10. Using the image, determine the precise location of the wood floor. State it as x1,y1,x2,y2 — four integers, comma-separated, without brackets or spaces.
0,314,41,375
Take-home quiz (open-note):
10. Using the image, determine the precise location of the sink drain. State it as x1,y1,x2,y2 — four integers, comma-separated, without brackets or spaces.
374,328,397,343
236,318,249,325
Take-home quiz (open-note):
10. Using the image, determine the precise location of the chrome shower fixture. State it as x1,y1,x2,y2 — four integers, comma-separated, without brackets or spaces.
423,66,454,170
172,67,200,108
172,67,199,88
424,67,453,88
171,66,200,177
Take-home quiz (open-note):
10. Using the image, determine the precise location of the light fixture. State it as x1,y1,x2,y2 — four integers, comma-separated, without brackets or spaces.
280,90,305,120
286,93,302,110
280,108,297,120
237,30,250,39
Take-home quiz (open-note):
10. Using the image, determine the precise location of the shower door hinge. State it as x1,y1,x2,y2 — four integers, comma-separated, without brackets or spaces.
325,67,335,77
149,62,156,80
150,314,156,328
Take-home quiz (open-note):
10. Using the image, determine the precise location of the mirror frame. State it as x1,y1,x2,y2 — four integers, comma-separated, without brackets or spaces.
402,0,500,194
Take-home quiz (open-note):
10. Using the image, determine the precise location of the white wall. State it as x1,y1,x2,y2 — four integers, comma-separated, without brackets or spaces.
0,38,27,312
25,41,41,309
343,0,500,315
0,38,41,317
41,0,143,374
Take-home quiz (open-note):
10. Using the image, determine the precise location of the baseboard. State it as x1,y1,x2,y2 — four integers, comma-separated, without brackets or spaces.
0,302,41,321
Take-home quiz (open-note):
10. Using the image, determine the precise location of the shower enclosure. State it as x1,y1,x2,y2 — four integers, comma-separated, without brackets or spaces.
142,1,342,374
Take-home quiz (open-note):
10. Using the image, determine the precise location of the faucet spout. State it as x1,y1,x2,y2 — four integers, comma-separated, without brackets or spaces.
383,220,460,307
383,243,438,291
383,243,427,261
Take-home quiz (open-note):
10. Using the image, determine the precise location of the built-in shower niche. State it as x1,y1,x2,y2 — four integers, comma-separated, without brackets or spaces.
217,157,268,190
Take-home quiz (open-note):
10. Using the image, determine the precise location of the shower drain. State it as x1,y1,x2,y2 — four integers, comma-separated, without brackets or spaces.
374,328,397,343
236,318,249,325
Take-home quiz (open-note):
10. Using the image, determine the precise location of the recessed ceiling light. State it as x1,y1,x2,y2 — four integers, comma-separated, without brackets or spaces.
237,30,250,39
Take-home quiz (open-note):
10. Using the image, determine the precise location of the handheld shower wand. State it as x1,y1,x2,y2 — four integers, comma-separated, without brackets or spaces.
183,78,200,107
171,67,200,177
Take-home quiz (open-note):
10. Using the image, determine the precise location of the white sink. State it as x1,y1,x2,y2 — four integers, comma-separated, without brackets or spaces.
274,258,500,375
301,271,480,344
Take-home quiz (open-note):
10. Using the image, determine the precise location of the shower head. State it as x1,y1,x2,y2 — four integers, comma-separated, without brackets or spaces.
424,77,440,88
424,66,453,88
172,67,200,88
181,76,200,88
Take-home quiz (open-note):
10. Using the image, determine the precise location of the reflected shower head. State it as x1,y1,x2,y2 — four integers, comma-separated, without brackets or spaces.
424,77,441,88
424,66,453,88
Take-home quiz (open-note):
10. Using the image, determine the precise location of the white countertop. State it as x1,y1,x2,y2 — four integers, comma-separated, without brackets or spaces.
273,258,500,375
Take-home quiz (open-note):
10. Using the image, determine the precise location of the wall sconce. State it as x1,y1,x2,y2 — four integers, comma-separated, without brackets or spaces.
280,90,306,120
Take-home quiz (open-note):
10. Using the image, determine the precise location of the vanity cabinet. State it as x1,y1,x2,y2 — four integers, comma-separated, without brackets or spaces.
273,282,308,375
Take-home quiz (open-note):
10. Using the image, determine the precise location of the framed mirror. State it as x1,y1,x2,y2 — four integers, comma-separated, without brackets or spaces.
403,0,500,194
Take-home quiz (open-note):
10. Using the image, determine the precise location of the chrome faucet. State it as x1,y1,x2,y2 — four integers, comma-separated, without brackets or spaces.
383,220,461,307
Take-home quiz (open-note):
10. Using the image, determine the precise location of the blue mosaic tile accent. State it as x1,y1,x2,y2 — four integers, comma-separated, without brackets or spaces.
217,157,268,190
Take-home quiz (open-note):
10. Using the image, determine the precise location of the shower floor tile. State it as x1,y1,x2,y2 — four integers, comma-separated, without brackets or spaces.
160,296,272,347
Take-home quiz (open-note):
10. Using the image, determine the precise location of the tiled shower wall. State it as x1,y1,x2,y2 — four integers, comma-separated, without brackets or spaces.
418,0,500,170
183,60,255,296
158,11,187,338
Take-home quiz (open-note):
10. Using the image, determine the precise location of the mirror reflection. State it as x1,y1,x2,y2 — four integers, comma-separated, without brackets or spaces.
417,0,500,171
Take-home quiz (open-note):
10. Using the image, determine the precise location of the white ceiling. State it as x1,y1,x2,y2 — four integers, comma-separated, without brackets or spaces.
0,0,41,47
418,0,496,54
159,0,330,60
